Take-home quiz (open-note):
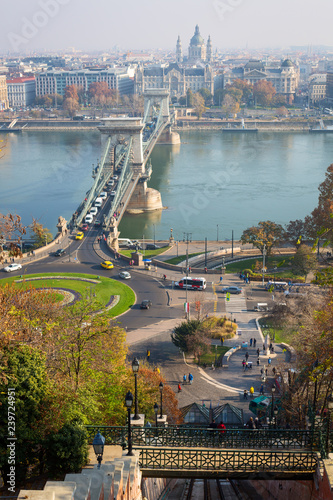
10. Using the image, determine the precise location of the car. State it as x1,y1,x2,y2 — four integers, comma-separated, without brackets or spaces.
75,231,84,240
221,286,242,294
85,214,93,224
146,243,159,250
101,260,114,269
54,248,66,257
119,271,131,279
90,207,98,216
94,219,102,227
107,179,114,186
99,192,107,200
110,191,116,197
112,175,118,180
81,223,89,231
3,263,22,273
140,299,152,309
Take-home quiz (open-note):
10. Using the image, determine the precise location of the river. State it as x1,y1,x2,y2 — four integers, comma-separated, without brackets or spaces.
0,130,332,240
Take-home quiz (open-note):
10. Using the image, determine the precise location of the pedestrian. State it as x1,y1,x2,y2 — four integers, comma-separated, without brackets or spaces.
189,373,193,384
147,349,150,361
178,383,182,393
209,419,217,429
250,338,253,347
220,336,224,346
243,389,248,399
217,422,226,435
245,361,248,370
272,367,276,375
254,417,261,429
257,348,260,357
253,338,256,347
245,351,249,361
248,361,252,369
265,368,268,376
247,417,256,429
260,384,264,395
188,266,191,273
250,386,254,397
260,368,264,375
268,357,272,365
263,345,266,353
257,358,260,366
183,374,187,384
204,267,207,273
242,359,246,370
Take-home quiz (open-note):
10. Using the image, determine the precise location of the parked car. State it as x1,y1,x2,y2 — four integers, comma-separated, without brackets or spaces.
75,232,84,240
140,299,152,309
146,243,159,250
119,271,131,279
3,263,22,273
101,260,114,269
221,286,242,294
54,248,66,257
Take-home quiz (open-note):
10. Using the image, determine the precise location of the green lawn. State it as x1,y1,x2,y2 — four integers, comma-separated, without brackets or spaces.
0,272,135,317
164,252,203,265
120,246,170,259
258,317,294,344
198,345,229,366
224,255,295,275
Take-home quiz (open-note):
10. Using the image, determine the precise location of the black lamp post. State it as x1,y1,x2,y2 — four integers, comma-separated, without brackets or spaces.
159,382,164,419
92,431,105,468
154,402,159,428
274,406,278,428
132,357,140,420
271,385,276,428
125,391,134,456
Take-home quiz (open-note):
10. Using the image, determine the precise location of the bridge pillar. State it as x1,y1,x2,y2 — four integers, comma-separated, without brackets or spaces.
157,124,181,145
126,181,163,213
143,89,170,122
98,117,145,172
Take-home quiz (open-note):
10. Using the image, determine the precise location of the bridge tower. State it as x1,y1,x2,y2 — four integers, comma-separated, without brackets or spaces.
143,89,180,145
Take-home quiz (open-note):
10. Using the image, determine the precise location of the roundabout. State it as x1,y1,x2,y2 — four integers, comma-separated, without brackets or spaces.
0,272,136,317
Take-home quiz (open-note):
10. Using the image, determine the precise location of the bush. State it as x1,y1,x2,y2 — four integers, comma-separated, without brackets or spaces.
45,422,88,477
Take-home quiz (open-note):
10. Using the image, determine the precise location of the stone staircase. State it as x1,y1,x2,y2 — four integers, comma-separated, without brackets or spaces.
18,452,143,500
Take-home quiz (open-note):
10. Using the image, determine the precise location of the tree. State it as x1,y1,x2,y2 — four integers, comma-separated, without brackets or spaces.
198,87,213,106
291,244,317,280
276,106,288,117
29,219,53,248
64,85,79,102
253,80,276,107
171,320,201,353
222,94,240,115
285,219,307,247
231,79,253,102
0,213,26,261
192,92,205,119
186,88,194,107
63,97,80,117
304,164,333,244
224,86,243,104
213,88,225,106
240,221,285,255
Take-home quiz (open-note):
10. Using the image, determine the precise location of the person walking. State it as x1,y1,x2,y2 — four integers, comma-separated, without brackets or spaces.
188,373,193,384
242,359,246,370
183,374,187,384
256,347,260,357
147,350,150,361
243,389,248,399
250,338,253,347
260,384,264,395
268,357,272,365
178,383,182,393
250,386,254,397
253,338,257,347
245,351,249,361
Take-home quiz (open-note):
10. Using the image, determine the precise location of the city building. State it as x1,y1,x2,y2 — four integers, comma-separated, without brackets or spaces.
7,76,36,108
308,74,326,104
224,59,300,103
326,70,333,103
177,25,213,65
36,68,135,97
134,63,214,97
0,75,9,110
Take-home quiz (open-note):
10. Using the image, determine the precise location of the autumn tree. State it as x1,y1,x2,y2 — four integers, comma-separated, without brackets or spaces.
198,87,213,106
231,79,253,102
29,219,53,248
224,85,243,104
64,84,79,101
186,88,194,107
285,219,307,247
276,106,288,117
63,97,80,117
240,220,285,255
192,92,205,119
222,94,240,115
253,80,276,107
0,213,26,261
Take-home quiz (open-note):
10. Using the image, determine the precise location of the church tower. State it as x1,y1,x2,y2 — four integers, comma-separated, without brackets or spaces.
188,25,206,64
206,35,212,63
176,35,183,64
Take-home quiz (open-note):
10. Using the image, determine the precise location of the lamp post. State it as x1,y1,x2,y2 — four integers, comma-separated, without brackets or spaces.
271,385,276,428
274,406,278,429
132,357,140,420
262,244,267,287
159,381,164,419
154,402,159,428
125,391,134,456
92,431,105,468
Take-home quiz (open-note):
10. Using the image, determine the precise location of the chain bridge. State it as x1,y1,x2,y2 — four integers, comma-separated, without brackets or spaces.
69,89,179,248
86,426,324,480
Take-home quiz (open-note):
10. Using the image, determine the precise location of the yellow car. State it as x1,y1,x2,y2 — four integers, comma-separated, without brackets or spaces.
101,260,114,269
75,231,84,240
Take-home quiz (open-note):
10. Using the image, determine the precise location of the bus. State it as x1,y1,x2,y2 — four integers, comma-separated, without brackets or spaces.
174,277,207,290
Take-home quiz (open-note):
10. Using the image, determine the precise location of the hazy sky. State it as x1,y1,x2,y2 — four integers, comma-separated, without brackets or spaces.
1,0,333,54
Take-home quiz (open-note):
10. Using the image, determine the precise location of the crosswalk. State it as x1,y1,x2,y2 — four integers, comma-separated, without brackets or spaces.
224,292,247,313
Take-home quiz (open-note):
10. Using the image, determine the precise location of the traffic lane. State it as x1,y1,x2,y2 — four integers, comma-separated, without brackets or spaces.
244,284,284,311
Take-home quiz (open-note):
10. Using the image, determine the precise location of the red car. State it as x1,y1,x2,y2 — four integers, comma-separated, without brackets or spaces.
81,223,89,231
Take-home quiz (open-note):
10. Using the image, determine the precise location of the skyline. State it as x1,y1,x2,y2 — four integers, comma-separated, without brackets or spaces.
0,0,333,55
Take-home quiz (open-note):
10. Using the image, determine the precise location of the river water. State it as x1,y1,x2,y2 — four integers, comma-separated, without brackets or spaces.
0,129,332,240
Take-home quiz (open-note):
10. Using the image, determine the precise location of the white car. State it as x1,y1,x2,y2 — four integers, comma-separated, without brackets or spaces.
112,175,118,180
85,214,93,224
111,191,116,197
119,271,131,279
90,207,98,216
3,263,22,273
99,192,107,200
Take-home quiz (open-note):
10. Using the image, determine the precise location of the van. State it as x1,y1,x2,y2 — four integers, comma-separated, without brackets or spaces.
94,197,103,208
118,238,134,248
265,281,288,291
255,303,269,312
85,214,93,224
90,207,98,216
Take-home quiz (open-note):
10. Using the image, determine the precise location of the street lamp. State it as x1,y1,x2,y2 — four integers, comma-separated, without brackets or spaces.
274,406,278,428
125,391,134,456
132,357,140,420
92,431,105,468
154,402,159,428
159,382,164,419
271,385,276,428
